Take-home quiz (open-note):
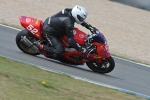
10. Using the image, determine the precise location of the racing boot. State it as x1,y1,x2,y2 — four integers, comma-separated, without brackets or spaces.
38,44,47,56
34,41,51,57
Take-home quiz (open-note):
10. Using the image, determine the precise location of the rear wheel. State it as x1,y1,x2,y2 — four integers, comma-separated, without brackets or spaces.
16,29,40,55
86,56,115,73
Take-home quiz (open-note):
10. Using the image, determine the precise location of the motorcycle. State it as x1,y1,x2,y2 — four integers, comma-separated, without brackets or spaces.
16,16,115,73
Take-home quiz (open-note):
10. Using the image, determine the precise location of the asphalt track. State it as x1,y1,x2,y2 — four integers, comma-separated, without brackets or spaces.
0,24,150,97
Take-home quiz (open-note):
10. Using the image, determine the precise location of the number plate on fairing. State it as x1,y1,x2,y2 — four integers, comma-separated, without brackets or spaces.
19,16,43,40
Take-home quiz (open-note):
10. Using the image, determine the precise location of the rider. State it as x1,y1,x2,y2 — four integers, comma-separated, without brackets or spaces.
38,5,96,60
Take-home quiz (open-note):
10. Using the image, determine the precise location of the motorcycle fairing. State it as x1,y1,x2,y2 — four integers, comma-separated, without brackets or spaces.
73,28,86,45
92,42,110,59
19,16,43,40
60,28,87,47
62,30,110,63
66,42,110,63
63,51,102,63
91,32,110,58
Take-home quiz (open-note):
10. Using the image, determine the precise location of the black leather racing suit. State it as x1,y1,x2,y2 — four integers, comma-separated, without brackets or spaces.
42,8,92,58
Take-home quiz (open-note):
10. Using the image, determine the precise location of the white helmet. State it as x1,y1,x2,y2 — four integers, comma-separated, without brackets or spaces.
71,5,88,24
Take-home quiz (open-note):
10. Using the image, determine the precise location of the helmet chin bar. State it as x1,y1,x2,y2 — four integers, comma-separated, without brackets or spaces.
77,15,84,22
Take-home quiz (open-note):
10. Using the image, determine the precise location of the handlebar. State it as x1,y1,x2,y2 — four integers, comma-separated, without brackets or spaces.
85,28,106,47
89,27,99,34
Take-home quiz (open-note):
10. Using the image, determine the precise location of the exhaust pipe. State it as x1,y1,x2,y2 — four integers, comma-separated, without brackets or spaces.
21,36,40,53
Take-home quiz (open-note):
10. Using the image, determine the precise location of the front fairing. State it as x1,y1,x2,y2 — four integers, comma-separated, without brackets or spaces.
92,32,110,58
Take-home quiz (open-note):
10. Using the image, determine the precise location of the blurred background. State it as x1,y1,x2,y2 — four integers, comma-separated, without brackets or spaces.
110,0,150,11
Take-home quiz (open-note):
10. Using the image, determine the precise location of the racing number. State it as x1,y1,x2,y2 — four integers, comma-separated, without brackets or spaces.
26,24,38,34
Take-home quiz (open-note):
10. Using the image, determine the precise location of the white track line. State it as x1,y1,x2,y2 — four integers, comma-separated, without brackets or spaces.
0,24,150,99
0,24,21,31
113,56,150,68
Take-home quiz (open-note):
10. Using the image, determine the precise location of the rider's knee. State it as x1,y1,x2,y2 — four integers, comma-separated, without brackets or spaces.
56,46,65,57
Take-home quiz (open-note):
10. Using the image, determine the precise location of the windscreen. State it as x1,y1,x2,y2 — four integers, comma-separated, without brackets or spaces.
92,32,106,44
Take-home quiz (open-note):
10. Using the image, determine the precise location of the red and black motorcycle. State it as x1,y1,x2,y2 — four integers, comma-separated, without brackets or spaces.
16,16,115,73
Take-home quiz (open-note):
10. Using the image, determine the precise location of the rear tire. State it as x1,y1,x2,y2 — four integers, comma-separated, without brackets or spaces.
86,56,115,73
16,29,40,55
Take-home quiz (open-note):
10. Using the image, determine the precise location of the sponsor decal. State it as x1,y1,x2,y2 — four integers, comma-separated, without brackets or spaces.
100,49,105,53
35,19,39,24
32,19,36,23
79,34,84,38
94,55,101,59
21,16,26,21
32,19,39,24
106,53,109,57
26,17,31,23
36,34,39,37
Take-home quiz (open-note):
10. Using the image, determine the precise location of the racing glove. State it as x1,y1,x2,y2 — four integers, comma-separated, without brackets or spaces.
89,27,98,33
79,46,87,54
81,22,98,33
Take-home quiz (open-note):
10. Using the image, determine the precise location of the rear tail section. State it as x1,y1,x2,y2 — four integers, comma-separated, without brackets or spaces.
19,16,43,40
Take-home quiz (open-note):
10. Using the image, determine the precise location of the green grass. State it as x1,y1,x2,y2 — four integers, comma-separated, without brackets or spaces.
0,56,147,100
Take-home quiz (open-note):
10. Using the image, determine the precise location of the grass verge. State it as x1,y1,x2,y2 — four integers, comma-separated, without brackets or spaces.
0,56,147,100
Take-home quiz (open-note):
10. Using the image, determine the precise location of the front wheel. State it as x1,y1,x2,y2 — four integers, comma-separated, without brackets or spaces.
86,56,115,73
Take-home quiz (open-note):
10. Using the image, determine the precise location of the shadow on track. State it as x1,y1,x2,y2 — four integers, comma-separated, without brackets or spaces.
34,54,123,80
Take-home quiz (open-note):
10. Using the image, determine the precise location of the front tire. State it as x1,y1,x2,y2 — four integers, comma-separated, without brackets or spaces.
86,56,115,73
16,29,40,55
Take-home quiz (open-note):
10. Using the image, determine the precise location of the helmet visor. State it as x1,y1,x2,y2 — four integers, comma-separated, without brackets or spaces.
77,15,85,22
